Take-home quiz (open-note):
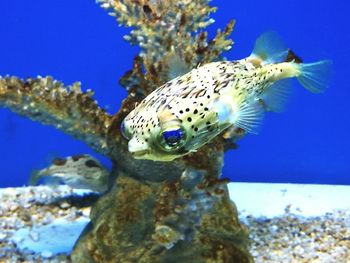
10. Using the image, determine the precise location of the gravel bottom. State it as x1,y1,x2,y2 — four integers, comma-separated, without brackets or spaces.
244,207,350,263
0,186,91,263
0,186,349,262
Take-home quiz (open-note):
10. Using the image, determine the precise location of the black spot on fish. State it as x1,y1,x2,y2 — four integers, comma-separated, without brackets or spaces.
85,159,100,168
53,158,67,166
72,154,85,161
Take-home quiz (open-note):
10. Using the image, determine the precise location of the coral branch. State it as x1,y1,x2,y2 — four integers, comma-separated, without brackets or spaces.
0,76,112,155
98,0,234,98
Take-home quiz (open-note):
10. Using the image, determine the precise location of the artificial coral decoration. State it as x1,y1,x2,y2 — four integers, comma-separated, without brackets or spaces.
0,0,254,262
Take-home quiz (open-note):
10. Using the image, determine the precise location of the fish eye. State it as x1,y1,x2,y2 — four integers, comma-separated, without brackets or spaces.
163,129,184,146
159,127,186,151
120,121,132,140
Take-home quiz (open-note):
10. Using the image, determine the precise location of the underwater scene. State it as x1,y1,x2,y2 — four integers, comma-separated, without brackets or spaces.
0,0,349,262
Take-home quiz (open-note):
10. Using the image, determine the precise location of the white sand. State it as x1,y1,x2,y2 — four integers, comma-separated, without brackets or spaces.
229,183,350,263
228,183,350,217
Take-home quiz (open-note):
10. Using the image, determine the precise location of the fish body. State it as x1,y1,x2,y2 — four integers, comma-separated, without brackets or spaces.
29,154,109,193
121,32,331,161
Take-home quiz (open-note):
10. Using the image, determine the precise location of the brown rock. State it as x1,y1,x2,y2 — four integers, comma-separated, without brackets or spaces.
72,166,253,263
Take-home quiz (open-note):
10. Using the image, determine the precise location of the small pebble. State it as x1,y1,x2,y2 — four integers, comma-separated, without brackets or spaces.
41,250,53,258
59,202,70,209
9,204,19,212
29,231,40,242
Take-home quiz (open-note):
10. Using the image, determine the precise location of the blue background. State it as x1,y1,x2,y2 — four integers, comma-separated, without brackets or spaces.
0,0,348,187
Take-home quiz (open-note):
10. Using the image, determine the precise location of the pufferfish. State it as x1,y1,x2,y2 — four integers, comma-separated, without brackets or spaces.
121,32,331,161
29,154,109,193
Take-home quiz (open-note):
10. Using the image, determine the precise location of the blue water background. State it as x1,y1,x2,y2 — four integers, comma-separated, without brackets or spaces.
0,0,348,187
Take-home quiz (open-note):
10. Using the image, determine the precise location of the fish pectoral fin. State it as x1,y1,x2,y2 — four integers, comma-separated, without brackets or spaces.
234,100,264,134
260,78,293,112
251,31,288,65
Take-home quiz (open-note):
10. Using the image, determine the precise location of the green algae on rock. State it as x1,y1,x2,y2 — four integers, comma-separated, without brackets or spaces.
0,0,253,262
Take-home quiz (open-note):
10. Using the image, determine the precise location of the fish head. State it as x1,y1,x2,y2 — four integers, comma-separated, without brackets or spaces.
121,101,227,162
121,110,191,161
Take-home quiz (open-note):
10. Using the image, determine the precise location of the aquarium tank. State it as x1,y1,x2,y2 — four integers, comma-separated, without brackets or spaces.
0,0,349,262
0,1,348,186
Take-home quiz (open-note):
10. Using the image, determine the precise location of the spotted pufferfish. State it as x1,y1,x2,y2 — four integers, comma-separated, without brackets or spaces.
29,154,109,193
121,32,331,161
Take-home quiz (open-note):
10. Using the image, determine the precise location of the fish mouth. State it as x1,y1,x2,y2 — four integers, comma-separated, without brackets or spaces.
131,149,149,159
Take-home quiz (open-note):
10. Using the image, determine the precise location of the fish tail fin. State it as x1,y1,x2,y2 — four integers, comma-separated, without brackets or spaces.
296,60,332,93
251,31,289,64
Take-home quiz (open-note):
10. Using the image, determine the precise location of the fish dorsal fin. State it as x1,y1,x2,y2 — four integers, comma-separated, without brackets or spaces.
234,100,264,134
166,53,190,79
260,79,293,112
251,31,288,65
